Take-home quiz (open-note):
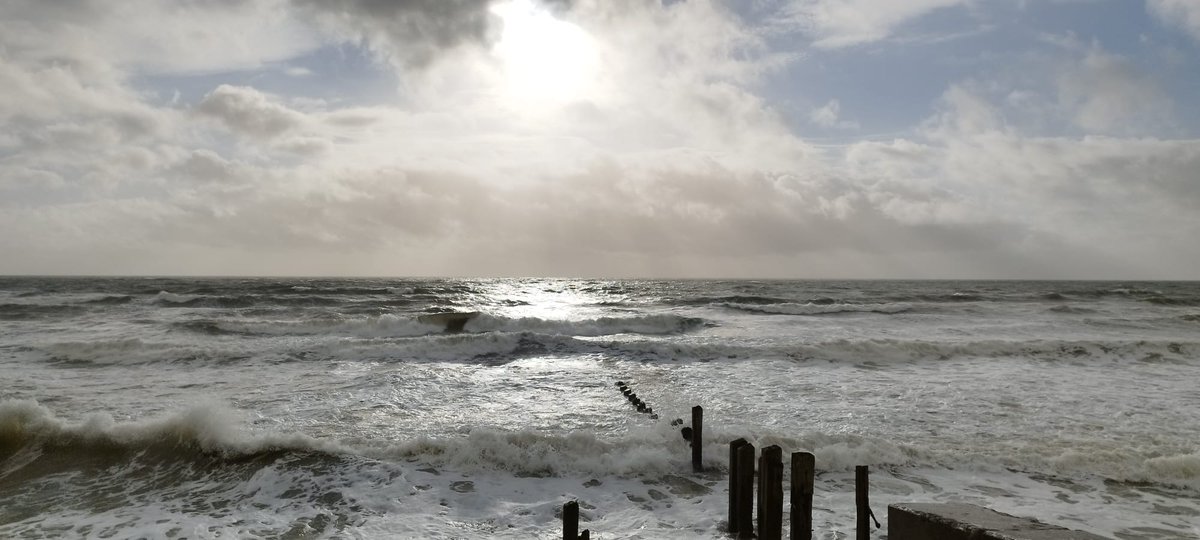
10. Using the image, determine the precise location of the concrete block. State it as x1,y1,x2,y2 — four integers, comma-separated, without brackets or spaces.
888,503,1110,540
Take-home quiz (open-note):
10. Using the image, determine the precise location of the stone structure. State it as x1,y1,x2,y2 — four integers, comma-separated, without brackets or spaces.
888,503,1110,540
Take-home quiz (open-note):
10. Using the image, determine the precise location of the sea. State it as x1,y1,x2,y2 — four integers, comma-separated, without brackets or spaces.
2,277,1198,539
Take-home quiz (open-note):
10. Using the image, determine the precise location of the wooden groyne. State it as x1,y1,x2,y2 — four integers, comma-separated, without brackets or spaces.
560,399,1111,539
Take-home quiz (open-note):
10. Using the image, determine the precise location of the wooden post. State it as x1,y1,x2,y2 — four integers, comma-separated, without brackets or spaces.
728,438,749,533
691,405,704,472
758,445,784,540
579,530,590,540
735,441,756,539
563,500,579,540
791,452,815,540
856,466,870,540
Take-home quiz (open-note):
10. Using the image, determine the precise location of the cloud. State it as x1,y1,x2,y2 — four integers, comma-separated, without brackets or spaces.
778,0,965,48
0,54,164,131
1147,0,1200,42
928,37,1174,138
0,166,65,191
0,158,1035,277
0,0,321,75
910,84,1200,267
1,0,1198,278
169,150,248,184
1055,48,1172,134
545,0,805,166
925,84,1008,136
0,54,180,190
295,0,499,68
810,99,860,130
195,85,307,139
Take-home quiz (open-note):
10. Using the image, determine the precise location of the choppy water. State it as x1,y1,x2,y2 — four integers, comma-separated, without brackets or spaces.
2,277,1199,538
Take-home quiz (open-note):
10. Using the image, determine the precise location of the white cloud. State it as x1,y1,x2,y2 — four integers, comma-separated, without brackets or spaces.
170,150,248,184
0,54,181,190
810,99,860,130
778,0,965,48
1056,49,1172,134
931,38,1174,138
0,0,321,75
1147,0,1200,42
0,0,1198,278
925,84,1008,136
0,166,65,191
195,85,308,139
910,84,1200,270
283,66,315,77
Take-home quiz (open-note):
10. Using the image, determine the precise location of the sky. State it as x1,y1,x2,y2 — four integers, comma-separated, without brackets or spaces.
2,0,1199,279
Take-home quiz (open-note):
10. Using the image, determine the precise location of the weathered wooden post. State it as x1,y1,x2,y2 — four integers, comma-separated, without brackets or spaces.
728,438,749,533
856,466,870,540
563,500,579,540
757,445,784,540
691,405,704,472
791,452,815,540
735,441,756,539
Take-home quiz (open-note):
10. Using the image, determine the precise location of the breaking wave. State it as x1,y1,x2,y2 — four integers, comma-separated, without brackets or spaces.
719,302,912,316
81,295,135,305
781,338,1199,365
31,338,232,365
4,400,1196,491
202,313,706,339
681,295,791,306
155,291,345,308
1047,305,1096,314
0,400,373,538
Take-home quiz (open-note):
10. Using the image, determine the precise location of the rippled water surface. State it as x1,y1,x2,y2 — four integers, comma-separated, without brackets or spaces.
2,278,1199,538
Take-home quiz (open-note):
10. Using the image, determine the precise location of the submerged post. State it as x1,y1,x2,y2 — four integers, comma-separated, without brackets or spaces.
728,438,749,533
791,452,815,540
691,405,704,472
563,500,579,540
735,441,756,539
758,445,784,540
856,466,870,540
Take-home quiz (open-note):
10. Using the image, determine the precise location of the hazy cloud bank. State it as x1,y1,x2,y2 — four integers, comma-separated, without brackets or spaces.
1,0,1198,278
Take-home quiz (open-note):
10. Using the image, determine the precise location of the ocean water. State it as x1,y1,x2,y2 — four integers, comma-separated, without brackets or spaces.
2,277,1199,539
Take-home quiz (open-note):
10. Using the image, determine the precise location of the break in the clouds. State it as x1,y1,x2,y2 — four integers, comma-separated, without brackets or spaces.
1,0,1199,278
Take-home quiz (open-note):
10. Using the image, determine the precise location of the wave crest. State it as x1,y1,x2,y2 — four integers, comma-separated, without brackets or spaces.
0,400,344,463
467,313,705,336
208,313,705,339
720,302,911,316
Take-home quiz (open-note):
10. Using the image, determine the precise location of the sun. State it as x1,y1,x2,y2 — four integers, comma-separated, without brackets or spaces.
490,0,599,104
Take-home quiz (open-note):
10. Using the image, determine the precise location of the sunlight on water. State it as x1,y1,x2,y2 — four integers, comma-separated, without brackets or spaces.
2,277,1199,538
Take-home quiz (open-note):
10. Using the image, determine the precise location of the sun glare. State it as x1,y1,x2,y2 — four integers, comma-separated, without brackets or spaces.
490,0,598,104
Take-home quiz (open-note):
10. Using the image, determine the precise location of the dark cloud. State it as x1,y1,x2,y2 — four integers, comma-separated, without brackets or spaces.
294,0,499,67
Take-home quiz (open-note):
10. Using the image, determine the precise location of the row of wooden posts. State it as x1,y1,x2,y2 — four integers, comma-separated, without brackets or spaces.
726,440,879,539
561,405,880,539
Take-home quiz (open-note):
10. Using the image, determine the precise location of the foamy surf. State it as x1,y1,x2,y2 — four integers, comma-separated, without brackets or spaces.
718,301,913,315
198,312,705,339
3,277,1199,538
4,399,1199,539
